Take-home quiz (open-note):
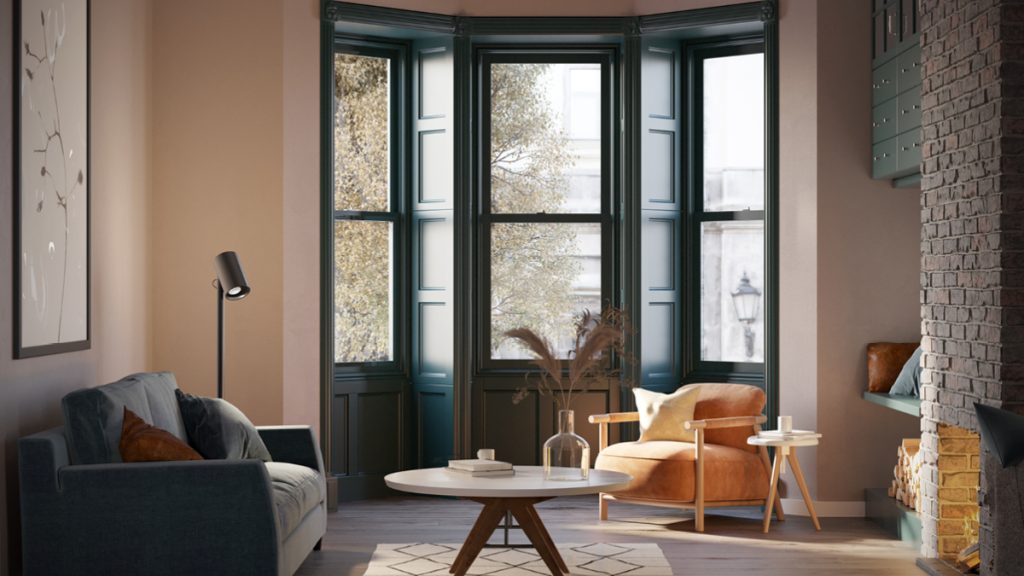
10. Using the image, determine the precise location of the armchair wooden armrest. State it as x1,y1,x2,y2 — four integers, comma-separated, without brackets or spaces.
683,415,767,430
588,412,639,452
588,412,640,425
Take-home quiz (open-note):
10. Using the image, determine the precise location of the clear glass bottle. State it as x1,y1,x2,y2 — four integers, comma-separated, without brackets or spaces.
543,409,591,481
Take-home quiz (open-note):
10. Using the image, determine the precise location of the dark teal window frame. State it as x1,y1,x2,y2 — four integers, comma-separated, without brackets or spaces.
320,0,781,468
682,36,768,386
329,37,410,378
474,46,619,372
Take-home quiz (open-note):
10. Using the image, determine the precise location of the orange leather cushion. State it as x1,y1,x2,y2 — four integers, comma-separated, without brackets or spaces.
119,407,203,462
596,440,768,502
866,342,919,392
682,383,765,453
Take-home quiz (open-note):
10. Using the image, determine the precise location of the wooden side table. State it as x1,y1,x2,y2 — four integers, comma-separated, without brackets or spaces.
747,434,822,533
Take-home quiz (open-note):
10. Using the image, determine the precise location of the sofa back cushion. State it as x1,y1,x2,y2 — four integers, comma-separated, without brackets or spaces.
681,383,765,453
62,372,188,464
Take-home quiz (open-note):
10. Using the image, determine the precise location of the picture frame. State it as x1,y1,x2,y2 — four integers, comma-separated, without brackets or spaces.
13,0,90,358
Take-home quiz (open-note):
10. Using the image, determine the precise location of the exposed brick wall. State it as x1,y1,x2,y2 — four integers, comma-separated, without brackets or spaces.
919,0,1024,572
935,425,980,560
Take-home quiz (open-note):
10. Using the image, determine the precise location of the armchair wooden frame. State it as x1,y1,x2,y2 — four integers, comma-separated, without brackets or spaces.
588,412,783,532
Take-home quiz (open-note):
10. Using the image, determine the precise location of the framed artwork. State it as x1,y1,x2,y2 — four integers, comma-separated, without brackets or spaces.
14,0,90,358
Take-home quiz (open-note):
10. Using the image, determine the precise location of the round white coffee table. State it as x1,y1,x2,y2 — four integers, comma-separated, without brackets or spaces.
385,466,631,576
747,434,821,533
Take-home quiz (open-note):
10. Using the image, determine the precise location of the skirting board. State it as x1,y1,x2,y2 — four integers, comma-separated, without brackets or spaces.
781,498,865,517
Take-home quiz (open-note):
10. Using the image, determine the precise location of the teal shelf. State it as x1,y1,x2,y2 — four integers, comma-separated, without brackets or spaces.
862,391,921,417
866,487,922,548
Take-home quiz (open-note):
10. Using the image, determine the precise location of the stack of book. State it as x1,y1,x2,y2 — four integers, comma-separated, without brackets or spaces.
447,459,515,477
758,429,821,441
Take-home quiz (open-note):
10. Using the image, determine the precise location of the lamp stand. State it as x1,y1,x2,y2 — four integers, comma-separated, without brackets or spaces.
743,323,755,359
216,281,225,399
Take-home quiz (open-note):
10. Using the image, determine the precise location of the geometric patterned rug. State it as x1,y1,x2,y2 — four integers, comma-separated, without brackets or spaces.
364,542,671,575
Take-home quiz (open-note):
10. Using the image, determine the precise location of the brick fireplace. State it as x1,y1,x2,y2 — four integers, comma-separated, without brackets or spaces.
919,0,1024,573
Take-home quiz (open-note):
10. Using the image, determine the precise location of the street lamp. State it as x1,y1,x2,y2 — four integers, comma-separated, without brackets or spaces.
731,272,761,359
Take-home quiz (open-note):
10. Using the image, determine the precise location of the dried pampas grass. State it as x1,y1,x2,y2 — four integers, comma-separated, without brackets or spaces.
505,305,632,410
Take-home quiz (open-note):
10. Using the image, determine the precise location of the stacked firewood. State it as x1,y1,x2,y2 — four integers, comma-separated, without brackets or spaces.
888,438,923,510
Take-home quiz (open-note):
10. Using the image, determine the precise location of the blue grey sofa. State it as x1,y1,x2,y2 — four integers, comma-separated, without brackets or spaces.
18,372,327,576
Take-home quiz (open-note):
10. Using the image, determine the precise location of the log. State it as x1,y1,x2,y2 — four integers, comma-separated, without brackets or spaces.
891,438,923,512
957,542,980,573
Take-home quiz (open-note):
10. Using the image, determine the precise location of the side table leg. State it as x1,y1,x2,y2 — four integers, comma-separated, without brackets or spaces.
787,451,821,531
763,451,782,534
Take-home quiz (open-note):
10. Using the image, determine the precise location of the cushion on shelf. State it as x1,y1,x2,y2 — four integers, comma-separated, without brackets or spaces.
119,407,203,462
62,372,188,464
634,387,701,443
266,462,325,537
867,342,919,393
889,346,923,398
175,390,273,462
596,440,769,503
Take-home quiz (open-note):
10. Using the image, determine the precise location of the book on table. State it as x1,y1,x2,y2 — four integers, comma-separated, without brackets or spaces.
445,467,516,477
758,430,821,440
447,459,513,472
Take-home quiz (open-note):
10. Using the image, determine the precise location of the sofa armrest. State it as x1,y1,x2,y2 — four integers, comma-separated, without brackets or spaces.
19,427,70,496
683,415,767,430
258,425,324,475
21,458,279,576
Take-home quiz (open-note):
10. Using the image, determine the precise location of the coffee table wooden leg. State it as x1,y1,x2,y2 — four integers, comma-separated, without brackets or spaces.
522,504,568,573
509,502,567,576
763,450,782,534
787,451,821,531
450,499,507,575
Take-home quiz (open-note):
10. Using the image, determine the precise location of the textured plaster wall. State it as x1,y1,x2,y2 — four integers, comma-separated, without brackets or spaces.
0,0,153,573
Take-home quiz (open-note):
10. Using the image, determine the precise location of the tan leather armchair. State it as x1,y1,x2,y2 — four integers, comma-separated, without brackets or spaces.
589,383,782,532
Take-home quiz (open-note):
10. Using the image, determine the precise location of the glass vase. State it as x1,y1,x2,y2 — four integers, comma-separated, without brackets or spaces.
543,409,591,481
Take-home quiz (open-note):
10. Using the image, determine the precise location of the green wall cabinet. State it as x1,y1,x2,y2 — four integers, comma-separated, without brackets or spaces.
871,0,921,182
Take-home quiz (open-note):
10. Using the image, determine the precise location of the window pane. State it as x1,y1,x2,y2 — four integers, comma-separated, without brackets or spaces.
700,220,764,363
491,223,601,359
334,53,390,212
490,63,601,214
703,53,764,212
334,220,393,363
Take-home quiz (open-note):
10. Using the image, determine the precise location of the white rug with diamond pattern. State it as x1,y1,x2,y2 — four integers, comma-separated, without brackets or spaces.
364,542,671,575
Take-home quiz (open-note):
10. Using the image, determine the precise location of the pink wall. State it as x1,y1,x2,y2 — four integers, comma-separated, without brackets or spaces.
149,0,285,425
0,0,153,573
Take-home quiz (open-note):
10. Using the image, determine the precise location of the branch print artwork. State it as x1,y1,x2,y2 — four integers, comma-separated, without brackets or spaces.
17,0,89,356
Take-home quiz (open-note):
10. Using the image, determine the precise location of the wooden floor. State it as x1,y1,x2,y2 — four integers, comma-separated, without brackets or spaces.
295,495,921,575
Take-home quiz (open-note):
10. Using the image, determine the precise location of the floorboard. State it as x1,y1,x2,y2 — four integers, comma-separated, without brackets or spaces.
295,495,921,575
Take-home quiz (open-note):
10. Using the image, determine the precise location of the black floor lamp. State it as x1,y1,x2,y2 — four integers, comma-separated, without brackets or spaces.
214,251,250,399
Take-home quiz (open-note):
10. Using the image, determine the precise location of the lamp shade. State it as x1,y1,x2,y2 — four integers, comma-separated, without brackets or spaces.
731,272,761,323
974,402,1024,469
215,251,250,301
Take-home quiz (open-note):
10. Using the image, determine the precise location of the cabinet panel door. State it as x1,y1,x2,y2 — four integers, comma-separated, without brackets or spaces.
873,98,899,143
898,129,922,174
901,0,917,38
898,46,921,91
898,84,922,132
885,5,900,53
872,59,899,104
872,137,899,179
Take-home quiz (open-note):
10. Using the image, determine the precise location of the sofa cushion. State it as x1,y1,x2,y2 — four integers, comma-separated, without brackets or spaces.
62,372,188,464
119,407,203,462
595,440,769,503
175,390,273,462
266,462,324,538
683,383,766,453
